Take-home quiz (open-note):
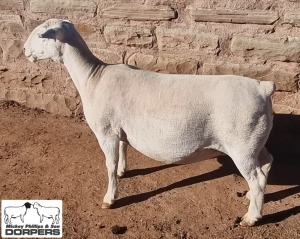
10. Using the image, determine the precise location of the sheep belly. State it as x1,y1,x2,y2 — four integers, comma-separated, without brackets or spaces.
122,114,221,164
127,137,222,164
5,208,22,217
171,148,224,164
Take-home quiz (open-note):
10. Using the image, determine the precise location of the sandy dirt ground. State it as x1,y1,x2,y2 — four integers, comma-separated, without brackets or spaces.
0,101,299,239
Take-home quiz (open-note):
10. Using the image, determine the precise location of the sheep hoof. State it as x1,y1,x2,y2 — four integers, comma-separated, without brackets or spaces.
242,198,250,206
239,214,257,227
117,172,125,178
240,219,255,227
101,203,112,209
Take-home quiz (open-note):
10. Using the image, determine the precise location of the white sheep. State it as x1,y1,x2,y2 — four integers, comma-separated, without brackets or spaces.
24,19,275,226
33,202,60,224
4,202,32,224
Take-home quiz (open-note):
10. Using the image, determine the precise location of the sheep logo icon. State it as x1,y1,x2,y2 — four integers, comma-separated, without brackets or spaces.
1,200,62,238
4,202,32,224
33,202,60,224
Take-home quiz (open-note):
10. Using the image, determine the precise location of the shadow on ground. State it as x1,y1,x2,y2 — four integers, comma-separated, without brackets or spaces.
115,155,235,209
266,114,300,185
259,205,300,225
267,114,300,166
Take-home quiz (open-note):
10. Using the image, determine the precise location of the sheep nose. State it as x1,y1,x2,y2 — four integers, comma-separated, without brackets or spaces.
23,41,31,56
23,47,30,57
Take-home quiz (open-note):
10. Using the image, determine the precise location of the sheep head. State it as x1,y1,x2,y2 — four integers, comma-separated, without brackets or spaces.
24,202,32,209
33,202,41,209
24,19,74,63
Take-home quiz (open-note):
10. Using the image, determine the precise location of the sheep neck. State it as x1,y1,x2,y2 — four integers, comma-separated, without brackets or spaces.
62,43,106,100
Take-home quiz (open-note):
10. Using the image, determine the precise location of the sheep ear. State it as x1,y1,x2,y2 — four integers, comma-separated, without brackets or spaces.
39,27,67,43
63,19,72,24
39,29,57,39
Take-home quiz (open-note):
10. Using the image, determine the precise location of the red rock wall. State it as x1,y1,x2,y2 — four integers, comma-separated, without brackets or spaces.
0,0,299,116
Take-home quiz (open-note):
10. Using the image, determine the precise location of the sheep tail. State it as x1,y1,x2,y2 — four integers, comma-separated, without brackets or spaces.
260,81,276,97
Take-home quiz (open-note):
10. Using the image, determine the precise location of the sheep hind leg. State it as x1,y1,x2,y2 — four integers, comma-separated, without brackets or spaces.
243,147,273,206
5,215,11,225
230,153,266,226
55,214,60,224
97,135,119,209
242,191,251,205
117,141,127,178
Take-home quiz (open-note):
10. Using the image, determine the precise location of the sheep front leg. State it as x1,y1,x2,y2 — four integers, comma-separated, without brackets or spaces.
97,135,119,209
20,214,24,223
117,141,127,178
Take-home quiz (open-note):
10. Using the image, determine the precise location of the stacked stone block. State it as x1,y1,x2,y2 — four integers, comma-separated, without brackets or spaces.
0,0,299,116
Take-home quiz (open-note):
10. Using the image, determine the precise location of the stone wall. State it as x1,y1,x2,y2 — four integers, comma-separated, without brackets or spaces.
0,0,300,116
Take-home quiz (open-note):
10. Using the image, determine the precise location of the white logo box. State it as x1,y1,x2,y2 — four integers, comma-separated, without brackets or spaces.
1,200,62,238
